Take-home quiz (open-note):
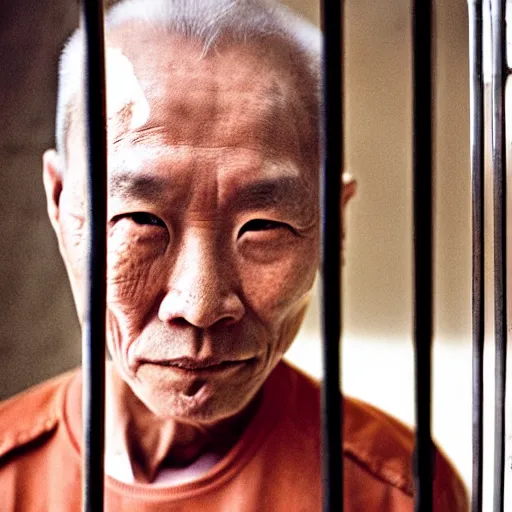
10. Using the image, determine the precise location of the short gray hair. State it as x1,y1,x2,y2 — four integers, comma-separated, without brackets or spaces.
55,0,321,162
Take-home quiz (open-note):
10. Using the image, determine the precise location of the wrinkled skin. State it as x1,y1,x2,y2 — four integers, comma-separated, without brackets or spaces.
43,24,355,482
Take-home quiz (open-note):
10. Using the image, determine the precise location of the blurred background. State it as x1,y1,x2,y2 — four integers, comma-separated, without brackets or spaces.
0,0,488,502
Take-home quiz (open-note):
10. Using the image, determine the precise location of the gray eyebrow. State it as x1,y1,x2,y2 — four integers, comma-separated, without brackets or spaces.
233,177,311,211
108,172,166,201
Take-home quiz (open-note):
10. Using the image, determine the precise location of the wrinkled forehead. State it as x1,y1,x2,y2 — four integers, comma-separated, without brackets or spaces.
66,23,320,183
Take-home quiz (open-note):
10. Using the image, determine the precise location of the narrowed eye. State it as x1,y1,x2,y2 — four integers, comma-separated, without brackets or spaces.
239,219,283,237
117,212,165,227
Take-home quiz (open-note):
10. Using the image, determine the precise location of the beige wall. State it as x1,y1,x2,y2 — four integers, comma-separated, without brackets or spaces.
290,0,471,343
282,0,472,341
284,0,475,494
284,4,505,505
0,1,81,398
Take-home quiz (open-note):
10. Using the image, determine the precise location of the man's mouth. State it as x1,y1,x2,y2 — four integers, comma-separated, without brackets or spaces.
141,356,255,373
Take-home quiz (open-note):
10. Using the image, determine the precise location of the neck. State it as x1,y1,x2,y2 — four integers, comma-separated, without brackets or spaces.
105,364,260,483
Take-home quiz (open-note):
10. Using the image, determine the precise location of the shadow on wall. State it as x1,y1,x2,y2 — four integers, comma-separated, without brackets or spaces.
0,0,81,399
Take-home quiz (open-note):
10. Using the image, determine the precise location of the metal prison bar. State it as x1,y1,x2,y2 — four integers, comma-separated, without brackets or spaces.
490,0,508,511
468,1,485,511
78,0,441,511
80,1,107,511
319,0,344,509
412,0,434,510
468,0,509,510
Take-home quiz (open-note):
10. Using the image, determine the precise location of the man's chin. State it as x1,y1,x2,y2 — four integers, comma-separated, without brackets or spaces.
129,359,264,423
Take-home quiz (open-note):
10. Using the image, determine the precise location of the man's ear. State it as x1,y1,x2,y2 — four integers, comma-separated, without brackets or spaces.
341,173,357,265
341,173,357,209
42,149,64,237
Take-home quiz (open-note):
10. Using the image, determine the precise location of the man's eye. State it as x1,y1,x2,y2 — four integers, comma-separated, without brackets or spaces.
239,219,283,237
118,212,165,227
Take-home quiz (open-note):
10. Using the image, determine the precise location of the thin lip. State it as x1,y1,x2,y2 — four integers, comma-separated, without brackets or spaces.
139,356,256,371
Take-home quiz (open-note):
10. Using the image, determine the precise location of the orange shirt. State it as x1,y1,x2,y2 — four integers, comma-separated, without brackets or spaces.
0,361,468,511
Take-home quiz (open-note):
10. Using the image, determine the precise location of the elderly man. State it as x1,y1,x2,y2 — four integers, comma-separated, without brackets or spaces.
0,0,467,510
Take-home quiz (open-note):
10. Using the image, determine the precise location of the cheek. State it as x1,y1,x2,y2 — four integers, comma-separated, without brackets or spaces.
59,208,87,316
106,226,167,331
58,182,91,300
60,214,87,275
275,295,311,354
240,238,318,327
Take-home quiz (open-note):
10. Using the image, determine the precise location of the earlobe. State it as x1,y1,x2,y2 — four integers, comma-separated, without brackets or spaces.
341,173,357,265
341,173,357,208
42,149,64,235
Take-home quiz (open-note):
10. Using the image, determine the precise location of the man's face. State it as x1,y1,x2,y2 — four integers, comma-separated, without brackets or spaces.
46,26,320,424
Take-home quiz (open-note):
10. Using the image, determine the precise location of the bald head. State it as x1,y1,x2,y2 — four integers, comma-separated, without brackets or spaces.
56,0,321,167
63,27,320,191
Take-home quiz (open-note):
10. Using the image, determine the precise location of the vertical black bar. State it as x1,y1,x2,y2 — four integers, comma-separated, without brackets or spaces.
468,1,485,511
490,1,507,510
319,1,344,511
412,0,433,511
80,1,107,511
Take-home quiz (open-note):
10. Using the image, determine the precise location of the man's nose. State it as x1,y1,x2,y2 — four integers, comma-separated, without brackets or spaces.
158,235,245,329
